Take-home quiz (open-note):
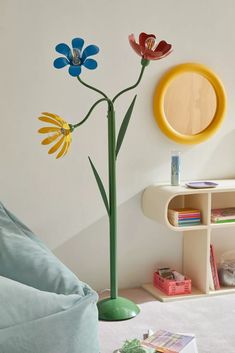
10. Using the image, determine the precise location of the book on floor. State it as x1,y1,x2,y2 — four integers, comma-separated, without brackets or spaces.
141,330,198,353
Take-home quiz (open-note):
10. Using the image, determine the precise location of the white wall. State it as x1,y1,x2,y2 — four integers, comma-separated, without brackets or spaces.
1,0,235,290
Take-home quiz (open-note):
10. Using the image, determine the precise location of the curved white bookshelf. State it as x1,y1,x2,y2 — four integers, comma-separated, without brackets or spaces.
142,179,235,302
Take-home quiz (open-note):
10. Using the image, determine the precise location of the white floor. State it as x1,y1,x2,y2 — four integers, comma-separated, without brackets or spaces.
99,288,235,353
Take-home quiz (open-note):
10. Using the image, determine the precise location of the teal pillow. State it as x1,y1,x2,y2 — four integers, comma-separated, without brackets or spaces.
0,202,88,296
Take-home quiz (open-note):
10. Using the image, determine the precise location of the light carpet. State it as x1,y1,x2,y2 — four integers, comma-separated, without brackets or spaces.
99,288,235,353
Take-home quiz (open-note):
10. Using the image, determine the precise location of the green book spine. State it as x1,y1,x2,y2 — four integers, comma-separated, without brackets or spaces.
212,219,235,223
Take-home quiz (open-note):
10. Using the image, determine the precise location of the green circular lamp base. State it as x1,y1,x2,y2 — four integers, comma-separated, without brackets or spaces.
97,296,140,321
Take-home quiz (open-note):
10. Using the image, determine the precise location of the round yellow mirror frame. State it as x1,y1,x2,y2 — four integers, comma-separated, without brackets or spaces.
153,63,227,144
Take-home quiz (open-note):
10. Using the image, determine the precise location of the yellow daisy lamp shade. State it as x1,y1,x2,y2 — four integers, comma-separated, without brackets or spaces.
38,112,73,159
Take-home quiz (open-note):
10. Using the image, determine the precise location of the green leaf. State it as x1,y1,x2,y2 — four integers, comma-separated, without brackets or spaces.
121,339,147,353
88,157,109,215
116,95,137,158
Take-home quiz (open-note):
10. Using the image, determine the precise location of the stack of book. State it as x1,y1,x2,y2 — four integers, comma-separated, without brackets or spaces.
211,207,235,223
168,208,201,227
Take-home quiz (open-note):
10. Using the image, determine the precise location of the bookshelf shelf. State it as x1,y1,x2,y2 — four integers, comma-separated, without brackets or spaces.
210,222,235,229
209,286,235,296
142,283,206,302
168,224,208,232
142,179,235,302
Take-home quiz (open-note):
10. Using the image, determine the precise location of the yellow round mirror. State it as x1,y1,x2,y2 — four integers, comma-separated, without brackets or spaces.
153,63,226,144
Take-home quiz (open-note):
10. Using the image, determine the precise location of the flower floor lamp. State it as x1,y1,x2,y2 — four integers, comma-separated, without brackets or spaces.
38,33,172,321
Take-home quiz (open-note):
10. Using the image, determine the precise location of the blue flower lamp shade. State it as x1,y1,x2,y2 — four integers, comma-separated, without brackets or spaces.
53,38,99,76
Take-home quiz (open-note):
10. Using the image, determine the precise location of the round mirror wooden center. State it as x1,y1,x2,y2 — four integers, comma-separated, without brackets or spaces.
153,63,227,144
164,72,217,135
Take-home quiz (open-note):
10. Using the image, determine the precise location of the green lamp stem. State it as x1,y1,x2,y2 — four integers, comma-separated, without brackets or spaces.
77,76,108,99
112,64,146,103
73,98,108,128
76,64,146,320
107,101,117,299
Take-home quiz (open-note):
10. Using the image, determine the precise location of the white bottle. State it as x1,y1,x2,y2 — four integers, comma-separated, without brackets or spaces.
171,151,180,186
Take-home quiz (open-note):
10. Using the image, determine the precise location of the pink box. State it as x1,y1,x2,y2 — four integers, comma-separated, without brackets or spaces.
153,271,192,296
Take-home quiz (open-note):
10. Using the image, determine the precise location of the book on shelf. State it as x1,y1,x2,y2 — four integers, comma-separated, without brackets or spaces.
209,244,220,290
208,264,215,291
141,329,198,353
211,207,235,223
168,208,201,227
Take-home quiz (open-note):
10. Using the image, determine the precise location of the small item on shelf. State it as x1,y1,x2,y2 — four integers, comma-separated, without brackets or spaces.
158,267,174,279
211,207,235,223
218,250,235,287
185,181,218,189
158,268,185,281
171,151,180,186
172,270,185,281
168,208,201,227
153,269,191,296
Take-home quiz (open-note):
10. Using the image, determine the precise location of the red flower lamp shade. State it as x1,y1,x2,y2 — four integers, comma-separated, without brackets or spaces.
129,32,172,63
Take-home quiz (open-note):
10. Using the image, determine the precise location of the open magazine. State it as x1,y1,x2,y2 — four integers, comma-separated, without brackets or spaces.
142,330,197,352
118,329,198,353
